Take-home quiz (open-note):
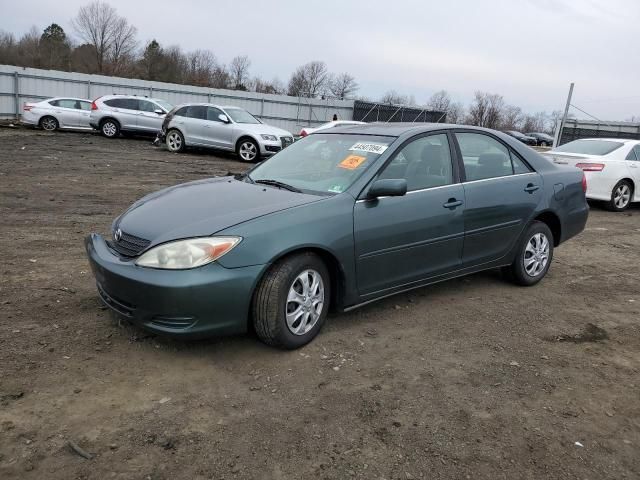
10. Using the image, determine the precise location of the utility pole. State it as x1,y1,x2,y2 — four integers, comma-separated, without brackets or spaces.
554,82,574,148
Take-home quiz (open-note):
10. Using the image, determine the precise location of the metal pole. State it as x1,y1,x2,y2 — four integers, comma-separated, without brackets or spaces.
260,98,265,118
555,82,574,148
87,80,91,99
14,72,19,119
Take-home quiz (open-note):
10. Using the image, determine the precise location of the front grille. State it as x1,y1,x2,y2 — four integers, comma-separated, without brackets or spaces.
280,136,293,148
109,230,151,257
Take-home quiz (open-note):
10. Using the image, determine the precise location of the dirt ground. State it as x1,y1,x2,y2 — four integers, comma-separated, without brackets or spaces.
0,127,639,480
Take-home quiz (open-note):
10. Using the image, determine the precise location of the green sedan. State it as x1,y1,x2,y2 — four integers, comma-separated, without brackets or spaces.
85,124,589,349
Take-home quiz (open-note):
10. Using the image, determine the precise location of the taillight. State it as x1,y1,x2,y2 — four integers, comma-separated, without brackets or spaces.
582,173,587,193
23,103,33,111
299,130,307,137
91,101,98,110
575,163,605,172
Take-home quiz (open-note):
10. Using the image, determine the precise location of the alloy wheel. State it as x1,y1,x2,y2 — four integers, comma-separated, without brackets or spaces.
41,117,57,131
614,184,631,209
285,269,325,335
239,141,257,161
102,122,117,137
524,232,549,277
167,131,182,152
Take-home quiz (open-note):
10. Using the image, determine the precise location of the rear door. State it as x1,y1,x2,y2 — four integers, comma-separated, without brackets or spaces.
454,131,541,267
50,99,80,127
626,145,640,191
203,106,235,149
104,98,138,130
137,99,165,133
77,100,92,128
354,132,465,296
182,105,208,145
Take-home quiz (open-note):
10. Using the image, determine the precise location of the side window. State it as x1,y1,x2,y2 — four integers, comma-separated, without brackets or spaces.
511,153,532,174
57,99,77,109
207,107,224,121
634,146,640,161
456,133,514,181
378,134,453,191
122,98,139,110
138,100,156,112
185,105,207,120
173,107,188,117
48,100,60,107
626,147,638,161
104,99,119,108
79,101,91,111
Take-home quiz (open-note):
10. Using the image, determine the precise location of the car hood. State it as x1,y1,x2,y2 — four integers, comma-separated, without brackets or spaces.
115,177,323,246
234,122,292,138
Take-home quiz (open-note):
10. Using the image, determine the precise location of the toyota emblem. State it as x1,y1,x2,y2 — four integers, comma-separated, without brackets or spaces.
114,228,122,242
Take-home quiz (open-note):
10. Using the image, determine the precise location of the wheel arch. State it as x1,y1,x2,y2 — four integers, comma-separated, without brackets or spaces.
533,210,562,246
235,135,259,152
38,115,58,128
248,246,348,327
99,116,121,128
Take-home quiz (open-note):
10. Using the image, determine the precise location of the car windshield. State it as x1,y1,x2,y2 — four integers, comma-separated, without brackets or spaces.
248,133,395,195
225,108,260,124
154,100,173,112
554,139,624,155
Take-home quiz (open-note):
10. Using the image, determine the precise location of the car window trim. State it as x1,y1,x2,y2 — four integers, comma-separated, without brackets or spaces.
450,129,537,182
356,129,460,200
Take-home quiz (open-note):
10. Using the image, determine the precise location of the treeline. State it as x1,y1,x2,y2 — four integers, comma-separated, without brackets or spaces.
0,1,559,132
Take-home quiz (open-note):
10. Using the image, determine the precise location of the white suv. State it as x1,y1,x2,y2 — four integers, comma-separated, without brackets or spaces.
89,95,173,138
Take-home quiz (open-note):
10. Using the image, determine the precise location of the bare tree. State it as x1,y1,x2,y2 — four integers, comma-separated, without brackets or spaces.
426,90,452,112
184,49,217,86
72,1,119,73
329,73,358,99
500,105,523,130
287,61,329,97
252,76,284,95
447,101,465,124
108,17,137,75
0,31,17,65
287,66,307,96
466,91,505,129
229,55,251,90
380,90,408,105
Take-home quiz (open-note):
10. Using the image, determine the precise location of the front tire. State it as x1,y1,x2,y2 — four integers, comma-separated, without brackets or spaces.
39,116,58,131
606,180,633,212
505,221,554,286
253,253,330,349
166,129,185,153
100,119,120,138
237,138,260,162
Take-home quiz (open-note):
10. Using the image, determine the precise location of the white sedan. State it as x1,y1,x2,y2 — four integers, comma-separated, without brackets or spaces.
21,97,93,131
299,120,365,137
544,138,640,211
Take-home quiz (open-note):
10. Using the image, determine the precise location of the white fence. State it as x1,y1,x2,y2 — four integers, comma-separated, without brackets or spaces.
0,65,355,134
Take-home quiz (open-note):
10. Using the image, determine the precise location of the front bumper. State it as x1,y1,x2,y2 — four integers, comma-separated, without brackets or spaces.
85,233,263,339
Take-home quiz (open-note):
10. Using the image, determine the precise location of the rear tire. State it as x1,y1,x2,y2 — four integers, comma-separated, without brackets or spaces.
606,180,633,212
166,129,185,153
39,116,58,131
504,221,554,286
100,119,120,138
252,253,330,349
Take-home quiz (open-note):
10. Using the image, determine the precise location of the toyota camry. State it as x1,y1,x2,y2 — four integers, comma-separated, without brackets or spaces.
86,123,589,349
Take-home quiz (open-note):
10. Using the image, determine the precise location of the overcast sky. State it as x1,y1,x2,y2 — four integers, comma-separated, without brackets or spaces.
3,0,639,120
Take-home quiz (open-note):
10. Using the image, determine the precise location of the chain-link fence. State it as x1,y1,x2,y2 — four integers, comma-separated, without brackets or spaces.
353,100,446,123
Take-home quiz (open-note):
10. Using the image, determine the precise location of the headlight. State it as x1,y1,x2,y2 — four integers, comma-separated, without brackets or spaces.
136,237,241,270
260,134,278,141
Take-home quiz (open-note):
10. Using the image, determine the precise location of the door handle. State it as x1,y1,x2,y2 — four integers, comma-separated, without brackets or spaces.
524,183,540,193
443,198,463,209
630,164,639,168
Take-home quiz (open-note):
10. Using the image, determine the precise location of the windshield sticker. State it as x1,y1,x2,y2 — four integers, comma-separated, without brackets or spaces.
339,154,367,170
328,184,344,193
349,142,389,155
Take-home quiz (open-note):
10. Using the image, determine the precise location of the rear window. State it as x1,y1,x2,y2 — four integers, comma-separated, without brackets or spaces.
554,139,624,155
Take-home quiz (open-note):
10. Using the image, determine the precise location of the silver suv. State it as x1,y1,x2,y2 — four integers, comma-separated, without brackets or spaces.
159,104,294,162
89,95,173,138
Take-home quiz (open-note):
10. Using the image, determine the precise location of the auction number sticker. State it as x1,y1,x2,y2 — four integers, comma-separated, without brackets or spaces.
339,155,367,170
349,142,389,155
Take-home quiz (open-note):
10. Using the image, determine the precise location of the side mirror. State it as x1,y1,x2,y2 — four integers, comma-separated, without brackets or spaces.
367,179,407,199
219,114,230,123
154,109,165,115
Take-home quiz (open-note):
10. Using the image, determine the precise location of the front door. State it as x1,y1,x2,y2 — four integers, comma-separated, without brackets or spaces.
136,99,165,133
204,107,235,150
626,145,640,197
52,99,81,128
454,131,542,266
354,133,465,296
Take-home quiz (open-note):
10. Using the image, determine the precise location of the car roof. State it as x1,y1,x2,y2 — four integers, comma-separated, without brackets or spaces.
327,122,512,137
44,97,90,102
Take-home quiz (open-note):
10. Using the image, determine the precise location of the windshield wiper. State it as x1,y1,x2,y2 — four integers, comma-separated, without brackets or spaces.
237,172,255,183
255,179,302,193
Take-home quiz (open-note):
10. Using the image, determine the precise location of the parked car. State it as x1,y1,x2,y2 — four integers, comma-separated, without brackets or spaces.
299,120,366,137
89,95,173,138
504,130,538,146
21,97,93,131
543,138,640,211
158,103,294,162
526,132,554,147
86,124,588,349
